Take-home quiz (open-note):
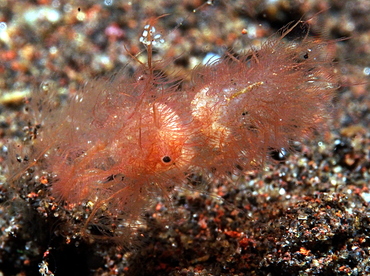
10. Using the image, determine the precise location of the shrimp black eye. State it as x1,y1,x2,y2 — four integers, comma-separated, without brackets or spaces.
137,74,146,81
162,156,171,163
